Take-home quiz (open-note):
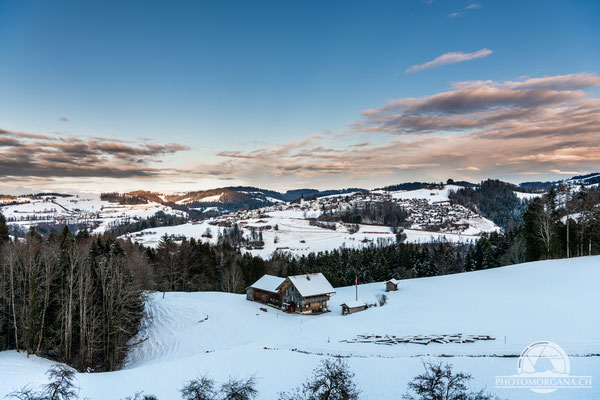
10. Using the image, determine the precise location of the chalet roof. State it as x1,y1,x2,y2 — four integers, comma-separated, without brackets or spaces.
387,278,399,285
249,274,285,293
284,273,336,297
341,301,366,309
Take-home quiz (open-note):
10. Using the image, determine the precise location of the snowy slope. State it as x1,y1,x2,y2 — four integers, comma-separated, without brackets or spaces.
1,257,598,400
1,193,185,234
388,184,462,202
121,218,480,258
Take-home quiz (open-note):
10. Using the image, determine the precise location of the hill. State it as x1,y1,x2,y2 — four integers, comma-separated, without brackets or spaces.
1,256,598,399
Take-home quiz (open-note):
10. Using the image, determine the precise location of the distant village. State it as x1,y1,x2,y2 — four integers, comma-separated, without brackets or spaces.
211,189,487,235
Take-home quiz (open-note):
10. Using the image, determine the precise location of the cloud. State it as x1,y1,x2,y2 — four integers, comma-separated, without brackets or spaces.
59,117,69,122
0,129,190,179
406,48,492,73
449,3,482,18
3,73,600,192
209,73,600,187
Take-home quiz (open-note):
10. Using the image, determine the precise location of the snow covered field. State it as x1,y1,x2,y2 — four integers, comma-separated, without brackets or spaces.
1,256,598,399
0,193,185,234
121,217,481,258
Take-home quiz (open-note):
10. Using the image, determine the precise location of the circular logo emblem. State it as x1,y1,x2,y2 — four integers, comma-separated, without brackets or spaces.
517,341,570,393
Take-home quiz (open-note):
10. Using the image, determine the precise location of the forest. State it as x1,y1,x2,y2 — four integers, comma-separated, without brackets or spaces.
0,184,599,372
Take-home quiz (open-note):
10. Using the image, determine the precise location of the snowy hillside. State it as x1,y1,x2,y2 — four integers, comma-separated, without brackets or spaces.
1,256,598,399
0,193,185,234
120,217,483,258
121,185,499,257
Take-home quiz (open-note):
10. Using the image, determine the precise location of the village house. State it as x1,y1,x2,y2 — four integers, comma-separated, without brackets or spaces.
245,274,285,306
279,273,336,314
386,278,399,292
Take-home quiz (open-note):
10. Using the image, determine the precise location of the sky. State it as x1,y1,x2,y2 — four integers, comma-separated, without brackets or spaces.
0,0,599,194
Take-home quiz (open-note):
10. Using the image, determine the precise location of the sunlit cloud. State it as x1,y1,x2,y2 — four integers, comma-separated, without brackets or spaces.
406,49,492,73
210,73,600,187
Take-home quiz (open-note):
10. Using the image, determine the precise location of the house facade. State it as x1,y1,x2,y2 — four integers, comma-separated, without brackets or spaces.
247,273,336,314
279,273,336,314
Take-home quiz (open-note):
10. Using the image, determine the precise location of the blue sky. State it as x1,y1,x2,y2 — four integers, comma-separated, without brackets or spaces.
0,0,599,193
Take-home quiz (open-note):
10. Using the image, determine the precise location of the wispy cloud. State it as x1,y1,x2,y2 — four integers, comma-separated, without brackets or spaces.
406,48,492,73
449,3,482,18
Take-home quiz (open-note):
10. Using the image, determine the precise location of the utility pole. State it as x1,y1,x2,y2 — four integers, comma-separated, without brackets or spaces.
355,275,358,301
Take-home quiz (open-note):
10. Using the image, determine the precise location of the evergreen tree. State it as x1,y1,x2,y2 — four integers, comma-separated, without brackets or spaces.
0,211,9,245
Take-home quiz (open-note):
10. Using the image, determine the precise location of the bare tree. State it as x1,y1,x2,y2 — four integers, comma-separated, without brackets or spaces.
403,362,499,400
219,376,258,400
279,358,359,400
7,364,79,400
180,374,217,400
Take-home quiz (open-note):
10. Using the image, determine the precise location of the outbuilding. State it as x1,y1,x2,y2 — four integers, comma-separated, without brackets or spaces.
386,278,399,292
246,274,285,306
341,301,367,315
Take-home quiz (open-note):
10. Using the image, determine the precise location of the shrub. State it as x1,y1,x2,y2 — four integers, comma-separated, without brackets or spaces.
279,358,360,400
403,362,501,400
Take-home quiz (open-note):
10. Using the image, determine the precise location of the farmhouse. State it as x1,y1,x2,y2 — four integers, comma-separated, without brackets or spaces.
280,273,336,314
246,274,285,306
386,278,399,292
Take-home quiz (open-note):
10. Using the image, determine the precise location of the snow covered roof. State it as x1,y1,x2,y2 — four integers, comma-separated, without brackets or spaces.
249,274,285,293
341,301,366,309
285,273,336,297
387,279,399,285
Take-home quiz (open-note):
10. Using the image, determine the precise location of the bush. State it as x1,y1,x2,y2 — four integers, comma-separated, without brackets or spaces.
403,362,501,400
219,376,258,400
279,358,360,400
180,375,217,400
7,364,79,400
375,293,387,307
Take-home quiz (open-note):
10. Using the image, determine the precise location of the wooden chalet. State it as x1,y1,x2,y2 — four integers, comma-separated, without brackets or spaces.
245,274,285,306
386,278,399,292
280,273,336,314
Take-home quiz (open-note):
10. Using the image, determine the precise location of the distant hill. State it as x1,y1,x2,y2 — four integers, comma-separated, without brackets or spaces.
520,172,600,191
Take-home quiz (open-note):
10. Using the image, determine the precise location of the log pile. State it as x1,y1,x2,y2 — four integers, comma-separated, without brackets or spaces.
340,333,495,346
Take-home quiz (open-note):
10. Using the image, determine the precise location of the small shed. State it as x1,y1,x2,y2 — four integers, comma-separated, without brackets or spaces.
386,278,399,292
341,301,367,315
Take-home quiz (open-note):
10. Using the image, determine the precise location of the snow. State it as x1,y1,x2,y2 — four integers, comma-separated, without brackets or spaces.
249,274,285,293
0,193,185,234
1,256,598,399
199,193,223,202
387,278,399,285
288,273,336,297
389,184,463,203
514,191,543,200
121,218,482,259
